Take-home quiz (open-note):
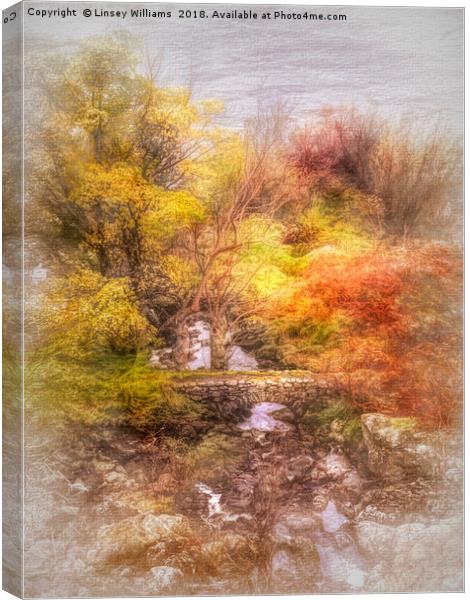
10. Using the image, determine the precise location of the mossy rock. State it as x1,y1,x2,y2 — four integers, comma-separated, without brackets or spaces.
183,432,250,488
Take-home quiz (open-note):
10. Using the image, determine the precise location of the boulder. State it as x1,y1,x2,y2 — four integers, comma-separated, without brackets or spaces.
228,345,259,371
146,566,184,591
285,455,314,481
200,533,255,573
270,546,321,593
271,407,296,424
271,510,322,556
282,511,322,535
317,451,351,480
89,513,189,565
103,469,130,486
311,451,363,497
314,536,365,590
361,413,444,480
356,516,463,592
271,549,297,578
341,470,363,496
131,566,184,596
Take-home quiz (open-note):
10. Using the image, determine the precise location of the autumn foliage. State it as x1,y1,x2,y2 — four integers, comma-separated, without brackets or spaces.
289,110,460,239
31,34,462,431
274,244,462,427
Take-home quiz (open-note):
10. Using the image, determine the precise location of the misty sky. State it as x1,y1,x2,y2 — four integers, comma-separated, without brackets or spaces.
24,3,463,137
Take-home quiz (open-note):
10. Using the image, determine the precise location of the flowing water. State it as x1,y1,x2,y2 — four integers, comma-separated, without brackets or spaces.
24,393,463,596
194,400,367,593
237,401,291,432
150,319,259,371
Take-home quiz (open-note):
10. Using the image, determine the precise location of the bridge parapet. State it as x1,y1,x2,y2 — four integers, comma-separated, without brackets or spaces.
173,371,341,417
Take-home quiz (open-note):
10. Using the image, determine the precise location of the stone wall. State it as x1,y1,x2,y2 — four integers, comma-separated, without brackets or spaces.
174,372,340,419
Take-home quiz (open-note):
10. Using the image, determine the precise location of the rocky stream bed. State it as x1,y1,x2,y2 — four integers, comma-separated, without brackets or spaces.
24,393,463,597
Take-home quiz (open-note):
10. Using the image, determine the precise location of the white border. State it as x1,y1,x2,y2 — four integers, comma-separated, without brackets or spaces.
0,2,465,600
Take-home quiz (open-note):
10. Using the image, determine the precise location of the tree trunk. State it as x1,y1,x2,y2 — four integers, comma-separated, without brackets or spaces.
173,317,191,369
210,315,231,370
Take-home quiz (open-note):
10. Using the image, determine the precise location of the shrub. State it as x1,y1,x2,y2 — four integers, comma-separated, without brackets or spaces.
290,110,460,239
33,269,158,356
275,242,462,428
27,350,211,435
300,400,362,446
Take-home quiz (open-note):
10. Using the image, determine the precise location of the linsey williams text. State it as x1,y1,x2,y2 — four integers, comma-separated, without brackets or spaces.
25,8,255,19
90,8,172,18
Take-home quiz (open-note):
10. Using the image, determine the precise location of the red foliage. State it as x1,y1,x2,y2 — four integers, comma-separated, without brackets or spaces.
289,125,343,180
302,251,406,332
296,243,462,428
288,110,380,187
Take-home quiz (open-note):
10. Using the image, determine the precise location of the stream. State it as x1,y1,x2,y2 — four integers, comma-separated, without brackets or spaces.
24,387,462,596
194,400,366,593
148,328,369,592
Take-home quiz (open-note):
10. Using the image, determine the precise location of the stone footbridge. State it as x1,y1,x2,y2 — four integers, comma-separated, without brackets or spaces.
173,371,341,418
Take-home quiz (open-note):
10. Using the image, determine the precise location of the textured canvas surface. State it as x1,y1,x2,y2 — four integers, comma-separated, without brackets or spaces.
3,3,464,597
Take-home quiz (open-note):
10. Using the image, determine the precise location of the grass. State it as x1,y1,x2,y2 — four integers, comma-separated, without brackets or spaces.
388,416,417,431
27,349,214,434
300,399,363,446
166,368,314,381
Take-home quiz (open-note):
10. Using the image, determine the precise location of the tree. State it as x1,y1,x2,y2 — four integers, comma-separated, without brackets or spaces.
30,34,218,344
174,109,299,369
271,243,462,427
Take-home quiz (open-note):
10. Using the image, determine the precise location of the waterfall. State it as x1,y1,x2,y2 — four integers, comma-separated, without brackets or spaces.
150,318,259,371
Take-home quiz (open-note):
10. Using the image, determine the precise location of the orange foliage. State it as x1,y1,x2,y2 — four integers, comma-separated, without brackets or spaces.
290,243,462,428
302,251,406,332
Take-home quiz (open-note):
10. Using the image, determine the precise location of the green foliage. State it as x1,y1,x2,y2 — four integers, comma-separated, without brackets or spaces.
36,269,158,356
28,351,209,434
290,198,372,257
387,416,416,431
300,400,363,446
342,417,363,445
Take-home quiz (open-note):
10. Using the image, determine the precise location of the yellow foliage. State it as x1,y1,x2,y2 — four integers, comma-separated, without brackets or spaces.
148,189,205,240
189,132,245,201
160,255,198,294
72,163,158,209
38,269,157,356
